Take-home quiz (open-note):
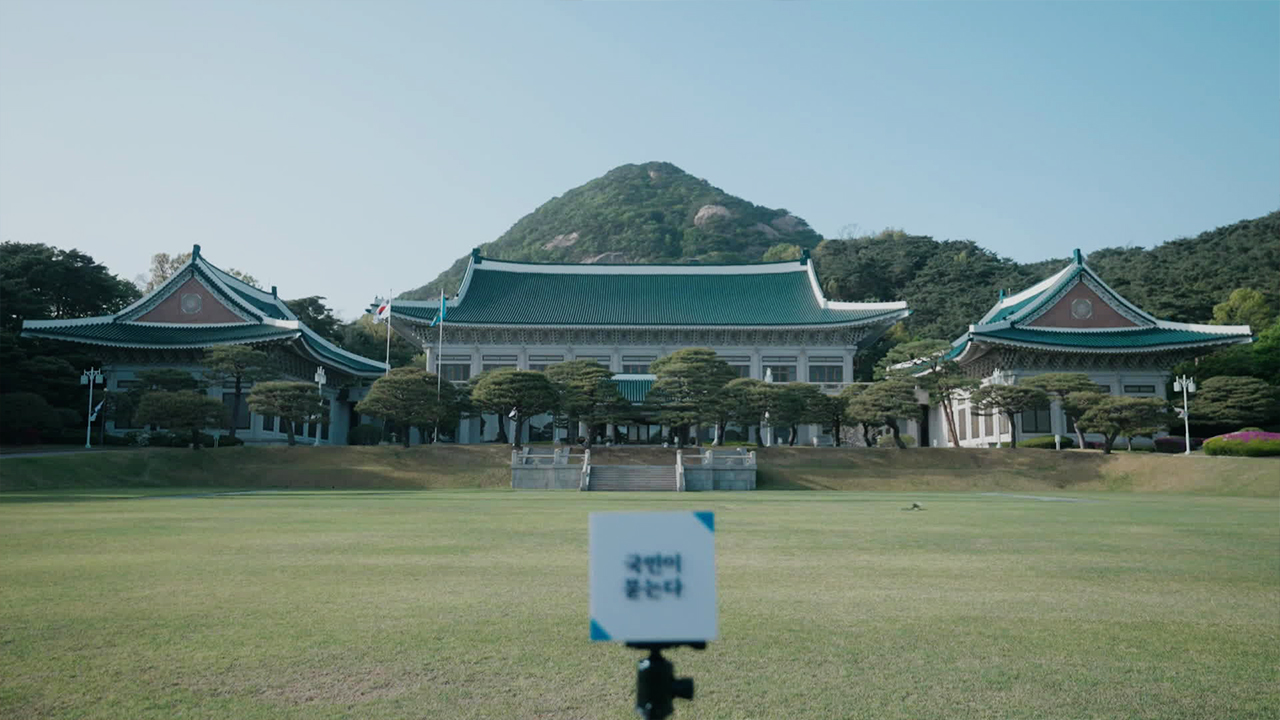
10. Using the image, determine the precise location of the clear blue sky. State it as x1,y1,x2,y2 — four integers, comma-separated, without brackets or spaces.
1,1,1276,319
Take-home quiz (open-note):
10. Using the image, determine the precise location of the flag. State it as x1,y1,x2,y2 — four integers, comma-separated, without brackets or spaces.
375,299,392,322
428,292,447,328
89,400,104,422
508,407,518,419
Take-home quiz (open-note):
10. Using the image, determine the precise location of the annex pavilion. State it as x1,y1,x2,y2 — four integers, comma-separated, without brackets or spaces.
925,250,1253,448
21,245,388,444
384,249,911,444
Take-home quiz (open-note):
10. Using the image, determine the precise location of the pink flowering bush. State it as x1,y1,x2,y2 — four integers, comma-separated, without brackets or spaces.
1202,430,1280,457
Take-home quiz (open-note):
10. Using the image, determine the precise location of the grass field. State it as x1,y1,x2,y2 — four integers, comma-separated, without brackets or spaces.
2,489,1277,719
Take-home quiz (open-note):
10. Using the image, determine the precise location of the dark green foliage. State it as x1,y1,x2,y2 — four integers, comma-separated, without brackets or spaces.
400,162,822,300
544,360,624,447
347,424,385,446
1174,317,1280,389
247,381,324,447
648,348,738,442
0,242,140,333
1075,396,1170,455
770,382,826,446
355,368,459,447
969,385,1049,449
1019,435,1077,450
285,296,345,344
1193,376,1279,430
1021,373,1100,448
133,391,229,450
202,346,277,440
719,378,776,448
468,369,558,449
137,369,204,393
338,315,416,369
0,391,68,443
847,379,920,449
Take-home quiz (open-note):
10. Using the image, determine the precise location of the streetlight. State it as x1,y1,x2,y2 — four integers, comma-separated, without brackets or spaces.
1173,375,1196,455
80,368,103,449
313,366,327,447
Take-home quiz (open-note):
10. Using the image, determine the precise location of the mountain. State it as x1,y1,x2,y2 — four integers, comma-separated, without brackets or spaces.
401,160,1277,352
400,161,823,300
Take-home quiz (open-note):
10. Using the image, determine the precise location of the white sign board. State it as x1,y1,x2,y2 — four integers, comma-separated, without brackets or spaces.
589,511,717,643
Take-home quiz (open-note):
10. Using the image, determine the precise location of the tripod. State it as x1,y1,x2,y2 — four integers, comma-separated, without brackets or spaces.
626,641,705,720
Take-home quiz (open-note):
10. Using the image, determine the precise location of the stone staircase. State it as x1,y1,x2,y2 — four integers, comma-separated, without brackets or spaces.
587,465,678,491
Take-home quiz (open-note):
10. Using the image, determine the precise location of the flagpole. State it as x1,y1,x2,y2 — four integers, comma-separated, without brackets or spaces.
384,290,392,375
434,290,445,443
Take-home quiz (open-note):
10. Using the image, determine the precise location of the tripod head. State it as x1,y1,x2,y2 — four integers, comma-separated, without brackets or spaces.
627,642,705,719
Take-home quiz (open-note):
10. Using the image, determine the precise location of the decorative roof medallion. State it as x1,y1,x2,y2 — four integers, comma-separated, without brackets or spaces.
1070,297,1093,320
180,293,203,315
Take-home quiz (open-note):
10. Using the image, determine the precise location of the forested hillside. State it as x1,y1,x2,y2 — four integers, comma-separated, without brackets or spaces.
401,161,822,300
404,161,1277,346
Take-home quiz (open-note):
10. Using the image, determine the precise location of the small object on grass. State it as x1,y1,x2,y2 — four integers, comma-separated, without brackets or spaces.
902,502,924,511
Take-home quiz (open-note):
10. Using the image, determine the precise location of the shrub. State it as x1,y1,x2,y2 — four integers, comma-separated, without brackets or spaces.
1019,435,1076,450
876,434,916,448
1154,436,1204,453
0,392,66,444
1202,431,1280,457
347,424,384,446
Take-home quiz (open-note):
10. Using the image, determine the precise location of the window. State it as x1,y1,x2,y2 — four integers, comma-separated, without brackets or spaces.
1021,404,1052,433
999,414,1009,434
482,355,516,373
440,364,471,382
983,412,993,437
1123,384,1156,394
808,365,843,383
319,400,330,441
971,410,980,439
261,415,277,433
719,356,751,378
222,394,251,430
575,356,611,366
730,365,751,378
528,355,563,372
621,365,649,375
958,408,967,440
764,365,795,383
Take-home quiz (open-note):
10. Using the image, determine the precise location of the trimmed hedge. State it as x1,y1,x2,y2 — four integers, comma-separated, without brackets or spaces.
347,424,384,446
1019,435,1076,450
1203,431,1280,457
876,434,916,448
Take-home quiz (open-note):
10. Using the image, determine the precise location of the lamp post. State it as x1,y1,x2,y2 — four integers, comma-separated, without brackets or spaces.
1173,375,1196,455
313,366,327,447
80,368,103,449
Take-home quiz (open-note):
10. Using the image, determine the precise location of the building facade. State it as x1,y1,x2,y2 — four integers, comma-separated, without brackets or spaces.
924,250,1253,448
21,245,388,444
386,250,910,444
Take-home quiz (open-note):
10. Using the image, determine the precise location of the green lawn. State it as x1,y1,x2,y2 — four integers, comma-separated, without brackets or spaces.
1,490,1277,719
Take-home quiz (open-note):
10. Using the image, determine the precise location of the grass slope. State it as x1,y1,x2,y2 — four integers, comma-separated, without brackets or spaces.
3,446,1277,498
1,491,1276,719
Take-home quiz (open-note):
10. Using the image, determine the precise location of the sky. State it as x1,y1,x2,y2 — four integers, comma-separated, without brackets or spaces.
1,1,1276,320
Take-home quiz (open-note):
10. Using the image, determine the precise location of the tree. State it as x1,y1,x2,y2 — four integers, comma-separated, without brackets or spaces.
1075,396,1170,454
0,392,67,444
1193,376,1279,430
762,243,804,262
469,369,559,449
144,251,258,292
839,384,880,447
136,368,203,393
771,382,825,446
355,368,458,447
1,243,140,333
545,360,618,446
133,391,228,450
968,384,1048,449
812,392,849,447
648,349,737,445
884,339,979,447
847,379,920,449
339,315,416,369
247,381,324,446
202,346,277,440
719,378,776,448
1020,373,1101,449
1212,288,1275,335
285,296,344,345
